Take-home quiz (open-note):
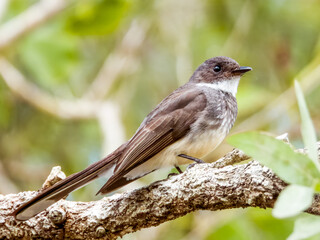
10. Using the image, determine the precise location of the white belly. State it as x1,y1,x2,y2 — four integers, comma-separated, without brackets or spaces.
124,127,228,179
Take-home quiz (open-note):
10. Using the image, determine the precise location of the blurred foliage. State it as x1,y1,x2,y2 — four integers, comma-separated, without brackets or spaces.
1,0,320,239
206,209,294,240
66,0,130,35
229,83,320,238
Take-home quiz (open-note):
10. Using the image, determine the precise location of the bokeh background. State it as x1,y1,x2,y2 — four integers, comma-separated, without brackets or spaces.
1,0,320,239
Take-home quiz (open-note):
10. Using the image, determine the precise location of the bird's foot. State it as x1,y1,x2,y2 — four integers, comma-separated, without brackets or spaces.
175,166,183,173
187,163,197,170
167,172,179,177
167,166,183,178
178,154,205,164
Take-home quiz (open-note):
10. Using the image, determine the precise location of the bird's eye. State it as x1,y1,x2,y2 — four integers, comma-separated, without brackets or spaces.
213,65,222,72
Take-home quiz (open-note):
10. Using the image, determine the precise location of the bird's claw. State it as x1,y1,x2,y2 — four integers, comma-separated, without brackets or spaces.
187,161,205,170
167,172,179,178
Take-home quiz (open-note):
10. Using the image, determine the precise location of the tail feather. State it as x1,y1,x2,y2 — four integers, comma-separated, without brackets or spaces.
13,147,123,221
97,168,157,195
96,176,135,195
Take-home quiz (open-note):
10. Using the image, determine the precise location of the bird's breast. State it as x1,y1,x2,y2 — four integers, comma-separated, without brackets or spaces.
175,123,230,165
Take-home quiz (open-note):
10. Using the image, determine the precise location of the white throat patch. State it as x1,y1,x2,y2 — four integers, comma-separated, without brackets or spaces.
196,77,240,97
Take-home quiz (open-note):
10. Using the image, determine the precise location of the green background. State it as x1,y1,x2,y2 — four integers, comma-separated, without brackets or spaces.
1,0,320,239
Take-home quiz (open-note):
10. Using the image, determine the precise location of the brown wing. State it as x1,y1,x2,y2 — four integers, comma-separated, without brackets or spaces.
97,86,207,194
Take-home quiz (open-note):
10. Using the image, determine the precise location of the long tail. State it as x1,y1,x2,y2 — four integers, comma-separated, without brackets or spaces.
13,145,124,221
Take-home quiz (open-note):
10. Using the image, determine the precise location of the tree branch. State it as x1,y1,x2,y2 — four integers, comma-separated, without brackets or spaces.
1,147,320,239
83,19,148,100
0,18,148,120
0,0,69,51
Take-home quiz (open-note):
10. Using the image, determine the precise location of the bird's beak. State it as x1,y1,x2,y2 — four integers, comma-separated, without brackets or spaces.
232,66,252,76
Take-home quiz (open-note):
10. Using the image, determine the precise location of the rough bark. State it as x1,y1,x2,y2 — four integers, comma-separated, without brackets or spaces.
0,149,319,240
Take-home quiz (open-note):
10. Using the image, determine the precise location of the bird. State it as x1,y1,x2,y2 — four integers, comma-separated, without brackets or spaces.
13,56,251,221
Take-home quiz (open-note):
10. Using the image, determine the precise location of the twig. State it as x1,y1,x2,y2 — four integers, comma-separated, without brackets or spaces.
0,57,101,119
83,19,148,100
211,148,250,168
97,102,126,156
221,0,253,56
0,18,148,119
0,0,69,51
0,0,8,23
155,0,202,85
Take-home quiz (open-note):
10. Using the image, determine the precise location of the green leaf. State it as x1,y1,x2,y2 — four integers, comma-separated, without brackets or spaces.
228,132,320,186
294,80,320,171
273,184,313,219
314,182,320,192
288,214,320,240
